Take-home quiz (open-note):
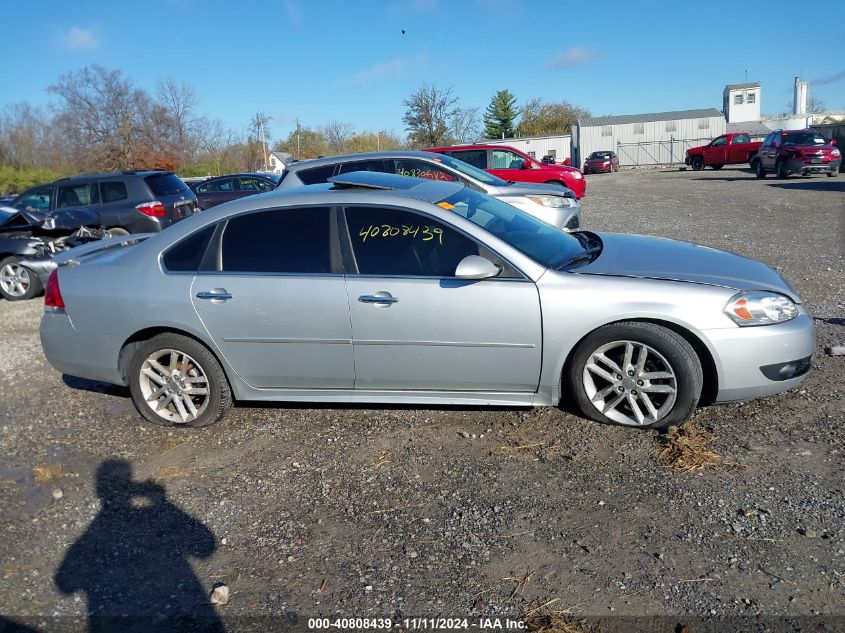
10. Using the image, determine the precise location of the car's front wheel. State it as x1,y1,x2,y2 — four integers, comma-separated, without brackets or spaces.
754,159,766,179
567,322,702,430
691,156,704,171
128,333,232,427
776,159,789,179
0,257,43,301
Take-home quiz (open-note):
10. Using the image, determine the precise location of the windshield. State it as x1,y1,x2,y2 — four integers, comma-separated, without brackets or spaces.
432,154,508,186
589,152,611,160
145,173,189,196
783,132,826,146
441,188,595,270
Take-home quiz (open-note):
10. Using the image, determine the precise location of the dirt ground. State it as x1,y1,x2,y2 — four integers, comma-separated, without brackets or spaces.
0,167,843,633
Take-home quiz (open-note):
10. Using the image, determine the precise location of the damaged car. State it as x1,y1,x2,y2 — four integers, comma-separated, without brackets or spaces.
0,205,110,301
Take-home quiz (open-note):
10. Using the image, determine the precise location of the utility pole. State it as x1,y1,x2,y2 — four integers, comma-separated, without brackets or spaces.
296,118,301,160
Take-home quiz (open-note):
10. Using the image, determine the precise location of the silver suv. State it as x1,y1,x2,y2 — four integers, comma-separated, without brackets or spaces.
277,151,581,230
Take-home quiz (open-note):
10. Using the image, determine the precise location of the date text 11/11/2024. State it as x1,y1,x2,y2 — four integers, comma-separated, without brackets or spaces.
307,617,526,630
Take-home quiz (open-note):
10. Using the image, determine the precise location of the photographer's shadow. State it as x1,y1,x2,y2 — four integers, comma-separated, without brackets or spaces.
55,460,224,632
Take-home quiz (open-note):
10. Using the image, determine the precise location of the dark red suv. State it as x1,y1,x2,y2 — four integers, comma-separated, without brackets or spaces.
427,144,586,198
754,129,841,178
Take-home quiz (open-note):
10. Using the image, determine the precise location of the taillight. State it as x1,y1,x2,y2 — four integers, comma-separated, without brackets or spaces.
136,201,166,217
44,269,65,308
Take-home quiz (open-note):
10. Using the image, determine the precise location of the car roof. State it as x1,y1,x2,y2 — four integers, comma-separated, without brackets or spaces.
431,144,516,151
201,172,276,181
284,150,450,171
54,170,171,183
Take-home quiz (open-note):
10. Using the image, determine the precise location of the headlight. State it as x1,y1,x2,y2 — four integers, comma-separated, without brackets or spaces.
832,148,841,157
569,171,583,179
525,195,575,208
724,291,798,326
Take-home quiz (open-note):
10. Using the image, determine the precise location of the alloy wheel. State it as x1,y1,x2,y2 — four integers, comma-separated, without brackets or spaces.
582,340,677,426
138,348,210,423
0,262,32,298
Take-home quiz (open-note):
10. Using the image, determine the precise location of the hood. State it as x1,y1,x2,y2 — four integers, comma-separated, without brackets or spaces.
786,144,835,155
576,232,800,301
490,181,577,199
0,206,100,232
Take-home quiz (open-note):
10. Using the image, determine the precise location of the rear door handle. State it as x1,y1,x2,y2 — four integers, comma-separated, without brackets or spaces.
196,289,233,301
358,292,398,305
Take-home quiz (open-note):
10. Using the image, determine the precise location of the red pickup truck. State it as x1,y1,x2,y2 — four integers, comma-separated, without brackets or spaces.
685,132,763,171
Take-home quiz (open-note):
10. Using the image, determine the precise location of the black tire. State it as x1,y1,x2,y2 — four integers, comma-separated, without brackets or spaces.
566,321,703,430
754,159,766,179
0,256,43,301
827,170,838,177
690,156,704,171
127,333,232,428
711,164,723,170
776,159,789,179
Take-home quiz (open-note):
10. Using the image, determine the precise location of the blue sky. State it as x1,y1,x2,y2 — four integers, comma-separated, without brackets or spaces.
1,0,844,142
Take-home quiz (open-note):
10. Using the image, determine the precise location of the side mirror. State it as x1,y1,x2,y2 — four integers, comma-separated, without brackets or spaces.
455,255,501,280
831,138,837,146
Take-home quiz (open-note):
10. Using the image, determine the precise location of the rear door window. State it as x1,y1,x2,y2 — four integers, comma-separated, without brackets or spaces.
221,207,331,274
448,150,487,169
238,177,273,192
337,159,389,174
296,164,337,185
198,178,236,193
145,173,189,196
57,183,96,208
732,134,750,144
345,206,479,277
100,181,128,203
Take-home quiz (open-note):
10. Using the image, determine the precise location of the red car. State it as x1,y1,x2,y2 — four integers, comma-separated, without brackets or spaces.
583,151,619,174
685,132,763,171
753,129,841,179
427,144,586,198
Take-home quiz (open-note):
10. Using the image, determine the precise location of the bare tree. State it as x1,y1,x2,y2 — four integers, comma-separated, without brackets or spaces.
450,107,481,144
249,111,272,170
156,78,199,160
402,84,458,148
808,96,826,113
321,120,355,155
196,118,240,175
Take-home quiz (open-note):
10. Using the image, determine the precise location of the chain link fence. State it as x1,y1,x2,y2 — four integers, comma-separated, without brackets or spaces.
616,137,715,167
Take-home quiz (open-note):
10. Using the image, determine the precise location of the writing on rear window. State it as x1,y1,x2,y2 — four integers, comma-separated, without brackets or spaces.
359,224,444,245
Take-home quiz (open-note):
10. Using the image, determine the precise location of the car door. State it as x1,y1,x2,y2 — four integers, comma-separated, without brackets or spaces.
98,180,131,228
704,136,727,164
190,206,355,389
488,149,534,181
729,133,751,162
196,177,239,210
342,205,542,392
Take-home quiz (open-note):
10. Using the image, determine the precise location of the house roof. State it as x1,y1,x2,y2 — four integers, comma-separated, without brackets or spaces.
724,82,761,91
270,151,293,163
579,108,725,128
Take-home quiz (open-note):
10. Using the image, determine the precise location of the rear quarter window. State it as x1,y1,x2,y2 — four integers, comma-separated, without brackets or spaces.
296,165,337,185
162,225,215,272
145,173,189,196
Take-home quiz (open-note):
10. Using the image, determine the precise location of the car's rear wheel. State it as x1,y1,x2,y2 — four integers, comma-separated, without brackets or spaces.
711,164,723,170
567,322,702,430
754,159,766,178
0,257,43,301
776,159,789,179
691,156,704,171
128,333,232,427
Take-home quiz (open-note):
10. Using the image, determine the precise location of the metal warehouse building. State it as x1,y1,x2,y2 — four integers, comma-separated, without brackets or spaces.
572,108,726,168
475,134,571,163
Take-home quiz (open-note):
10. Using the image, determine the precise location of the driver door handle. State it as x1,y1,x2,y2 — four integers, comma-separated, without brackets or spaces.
358,293,398,305
196,289,233,301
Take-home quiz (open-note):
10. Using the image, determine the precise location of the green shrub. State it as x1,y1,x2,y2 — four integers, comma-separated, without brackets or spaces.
0,166,63,196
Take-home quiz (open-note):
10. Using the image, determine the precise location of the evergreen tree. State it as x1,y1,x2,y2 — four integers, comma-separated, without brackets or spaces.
483,90,518,139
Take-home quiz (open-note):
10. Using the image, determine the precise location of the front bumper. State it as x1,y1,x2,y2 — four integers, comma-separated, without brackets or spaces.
704,312,816,403
584,163,612,173
785,157,842,175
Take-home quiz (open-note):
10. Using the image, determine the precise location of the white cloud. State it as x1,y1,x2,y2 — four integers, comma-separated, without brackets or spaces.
285,2,303,26
347,55,423,88
547,46,598,69
63,26,97,51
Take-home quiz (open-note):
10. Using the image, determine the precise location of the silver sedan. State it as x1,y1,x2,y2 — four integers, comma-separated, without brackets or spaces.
40,171,815,429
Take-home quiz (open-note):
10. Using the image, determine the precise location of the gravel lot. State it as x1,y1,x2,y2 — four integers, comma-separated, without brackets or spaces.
1,167,843,632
